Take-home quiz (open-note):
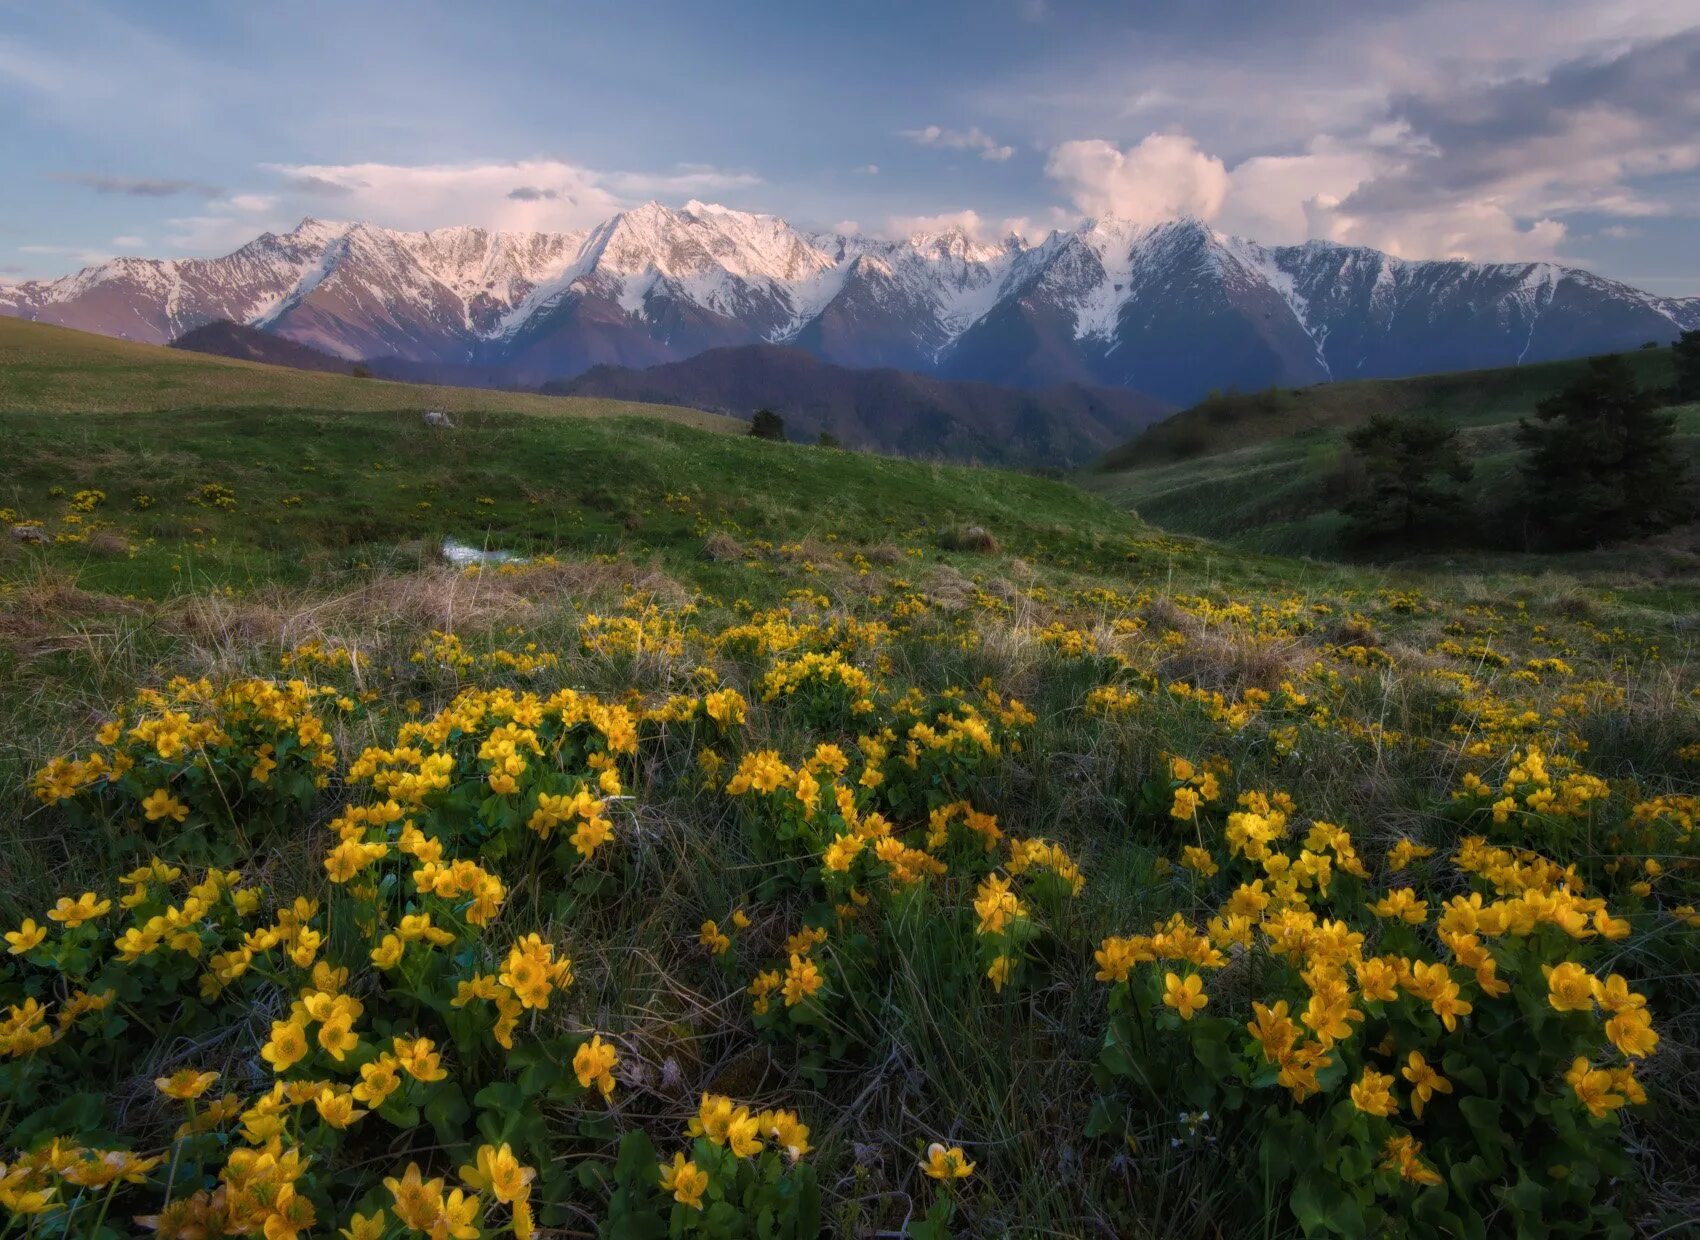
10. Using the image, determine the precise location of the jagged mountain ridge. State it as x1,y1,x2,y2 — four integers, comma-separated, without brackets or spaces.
4,203,1697,404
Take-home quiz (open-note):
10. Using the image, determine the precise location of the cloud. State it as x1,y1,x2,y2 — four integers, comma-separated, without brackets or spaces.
112,235,144,248
1339,29,1700,223
604,163,764,195
1018,0,1049,21
260,159,628,234
853,164,879,175
901,124,1016,162
881,209,1053,244
50,173,223,198
1045,134,1229,224
886,209,991,238
279,173,358,197
1040,129,1574,262
18,243,115,266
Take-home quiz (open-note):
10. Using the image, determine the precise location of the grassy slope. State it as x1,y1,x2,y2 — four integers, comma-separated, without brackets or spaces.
1086,347,1698,556
0,316,740,430
0,405,1240,601
2,346,1698,1236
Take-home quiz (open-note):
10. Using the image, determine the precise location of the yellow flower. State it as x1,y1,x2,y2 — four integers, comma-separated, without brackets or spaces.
313,1086,367,1129
393,1034,448,1082
370,933,405,969
1565,1057,1626,1118
141,787,190,823
318,1014,360,1062
570,813,614,860
1094,935,1149,984
460,1142,536,1205
699,920,731,955
340,1210,387,1240
783,952,824,1007
1171,786,1201,820
1604,1007,1659,1060
659,1151,708,1210
727,1106,764,1158
1400,1052,1452,1119
155,1068,219,1100
353,1055,402,1107
1162,972,1208,1020
1379,1135,1443,1186
384,1163,445,1232
690,1093,736,1144
762,1108,812,1161
1350,1067,1397,1117
986,954,1014,992
920,1142,975,1181
46,892,112,928
1544,962,1595,1013
261,1018,310,1072
4,919,47,954
573,1034,619,1099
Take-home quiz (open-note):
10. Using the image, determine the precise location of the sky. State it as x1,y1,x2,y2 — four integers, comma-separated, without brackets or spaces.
2,0,1698,294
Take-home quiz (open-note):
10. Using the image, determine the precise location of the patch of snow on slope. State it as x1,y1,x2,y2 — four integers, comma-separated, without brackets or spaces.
1069,217,1154,341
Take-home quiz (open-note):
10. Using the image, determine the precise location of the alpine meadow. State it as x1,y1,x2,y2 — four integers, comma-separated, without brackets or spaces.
3,5,1700,1240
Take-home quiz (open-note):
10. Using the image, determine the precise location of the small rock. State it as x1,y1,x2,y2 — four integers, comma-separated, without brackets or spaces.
9,525,47,544
422,410,455,428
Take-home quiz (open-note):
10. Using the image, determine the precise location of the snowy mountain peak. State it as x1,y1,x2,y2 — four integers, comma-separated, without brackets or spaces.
3,206,1695,400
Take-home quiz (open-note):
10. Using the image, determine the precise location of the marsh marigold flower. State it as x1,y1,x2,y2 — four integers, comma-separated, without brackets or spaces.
4,919,46,954
920,1142,975,1180
1400,1052,1452,1118
1163,972,1208,1020
783,953,823,1006
573,1034,619,1098
1350,1068,1397,1117
660,1152,708,1210
156,1068,219,1101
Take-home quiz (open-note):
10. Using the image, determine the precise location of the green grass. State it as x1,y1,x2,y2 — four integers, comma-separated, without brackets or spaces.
1100,347,1678,470
1088,379,1700,554
0,404,1179,600
2,333,1699,1237
0,316,739,429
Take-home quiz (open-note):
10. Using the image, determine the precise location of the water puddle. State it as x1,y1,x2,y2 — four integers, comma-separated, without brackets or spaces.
441,537,529,568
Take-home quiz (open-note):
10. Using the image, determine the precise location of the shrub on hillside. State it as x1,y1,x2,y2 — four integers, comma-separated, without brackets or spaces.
1339,413,1473,549
1673,329,1700,404
1516,355,1689,549
749,409,786,441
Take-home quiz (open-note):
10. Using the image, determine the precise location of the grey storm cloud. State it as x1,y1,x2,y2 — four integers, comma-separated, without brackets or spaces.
506,186,560,201
52,173,224,198
1342,28,1700,215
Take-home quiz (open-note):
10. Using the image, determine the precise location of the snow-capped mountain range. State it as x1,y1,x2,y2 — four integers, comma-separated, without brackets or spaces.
5,201,1697,404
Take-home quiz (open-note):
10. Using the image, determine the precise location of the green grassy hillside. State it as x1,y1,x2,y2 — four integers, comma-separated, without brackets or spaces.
1,332,1698,1239
1087,347,1697,556
0,316,739,429
1101,347,1677,470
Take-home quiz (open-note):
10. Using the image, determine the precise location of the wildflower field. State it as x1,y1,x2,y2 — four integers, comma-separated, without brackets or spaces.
1,393,1698,1237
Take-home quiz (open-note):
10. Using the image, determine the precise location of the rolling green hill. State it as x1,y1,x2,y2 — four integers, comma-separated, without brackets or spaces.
1087,346,1698,556
0,316,739,429
3,306,1699,1240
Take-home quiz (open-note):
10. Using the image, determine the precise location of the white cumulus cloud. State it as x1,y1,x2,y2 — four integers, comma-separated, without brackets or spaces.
1045,134,1229,225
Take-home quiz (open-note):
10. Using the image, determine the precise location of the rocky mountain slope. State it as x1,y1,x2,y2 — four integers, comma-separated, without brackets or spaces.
6,203,1697,405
